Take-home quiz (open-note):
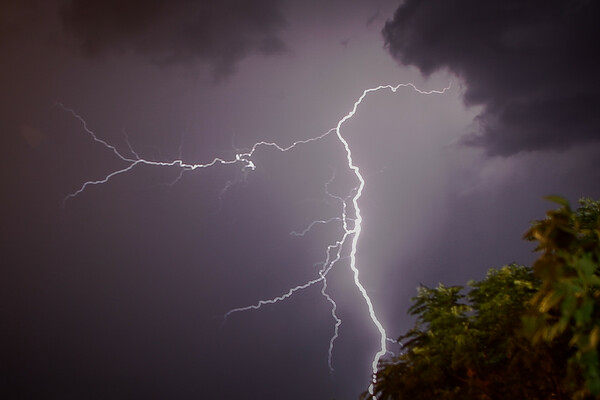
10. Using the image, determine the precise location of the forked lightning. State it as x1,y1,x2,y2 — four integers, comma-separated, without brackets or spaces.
63,82,449,399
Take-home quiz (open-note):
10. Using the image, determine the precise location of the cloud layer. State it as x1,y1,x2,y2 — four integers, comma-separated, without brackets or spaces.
60,0,287,78
383,0,599,155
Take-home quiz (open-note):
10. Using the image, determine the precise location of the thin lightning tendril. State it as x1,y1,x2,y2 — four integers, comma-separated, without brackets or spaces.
62,82,450,399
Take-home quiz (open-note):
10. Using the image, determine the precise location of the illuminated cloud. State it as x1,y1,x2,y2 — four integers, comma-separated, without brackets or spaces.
383,0,600,155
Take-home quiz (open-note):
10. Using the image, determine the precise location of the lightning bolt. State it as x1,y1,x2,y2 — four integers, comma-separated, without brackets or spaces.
62,82,450,399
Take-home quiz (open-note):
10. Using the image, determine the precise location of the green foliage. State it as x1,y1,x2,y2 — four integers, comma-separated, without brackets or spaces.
366,198,600,400
366,264,571,400
523,197,600,397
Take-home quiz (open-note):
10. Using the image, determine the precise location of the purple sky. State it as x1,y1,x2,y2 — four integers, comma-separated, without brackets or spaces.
2,1,599,398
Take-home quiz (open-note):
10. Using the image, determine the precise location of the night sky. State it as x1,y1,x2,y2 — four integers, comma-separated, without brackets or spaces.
1,1,599,399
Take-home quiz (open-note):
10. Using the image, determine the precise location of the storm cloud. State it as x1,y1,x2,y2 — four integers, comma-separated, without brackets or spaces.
383,0,600,156
60,0,287,78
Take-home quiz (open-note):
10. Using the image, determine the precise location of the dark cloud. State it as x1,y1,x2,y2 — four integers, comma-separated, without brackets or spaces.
383,0,600,156
60,0,287,78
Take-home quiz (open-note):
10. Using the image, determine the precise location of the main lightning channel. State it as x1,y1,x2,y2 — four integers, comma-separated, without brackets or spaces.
332,83,449,397
63,82,449,399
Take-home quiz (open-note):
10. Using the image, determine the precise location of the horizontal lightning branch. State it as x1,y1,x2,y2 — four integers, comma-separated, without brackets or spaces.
60,101,335,206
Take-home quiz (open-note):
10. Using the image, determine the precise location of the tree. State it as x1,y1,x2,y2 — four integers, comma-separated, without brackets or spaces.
366,198,599,399
365,264,570,400
523,197,600,398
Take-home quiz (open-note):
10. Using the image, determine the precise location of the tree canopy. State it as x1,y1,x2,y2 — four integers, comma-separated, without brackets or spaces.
366,198,599,399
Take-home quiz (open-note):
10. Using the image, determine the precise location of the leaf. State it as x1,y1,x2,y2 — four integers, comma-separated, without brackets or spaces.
561,295,577,318
539,290,563,313
544,194,571,208
589,327,600,351
576,254,597,277
573,298,594,327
